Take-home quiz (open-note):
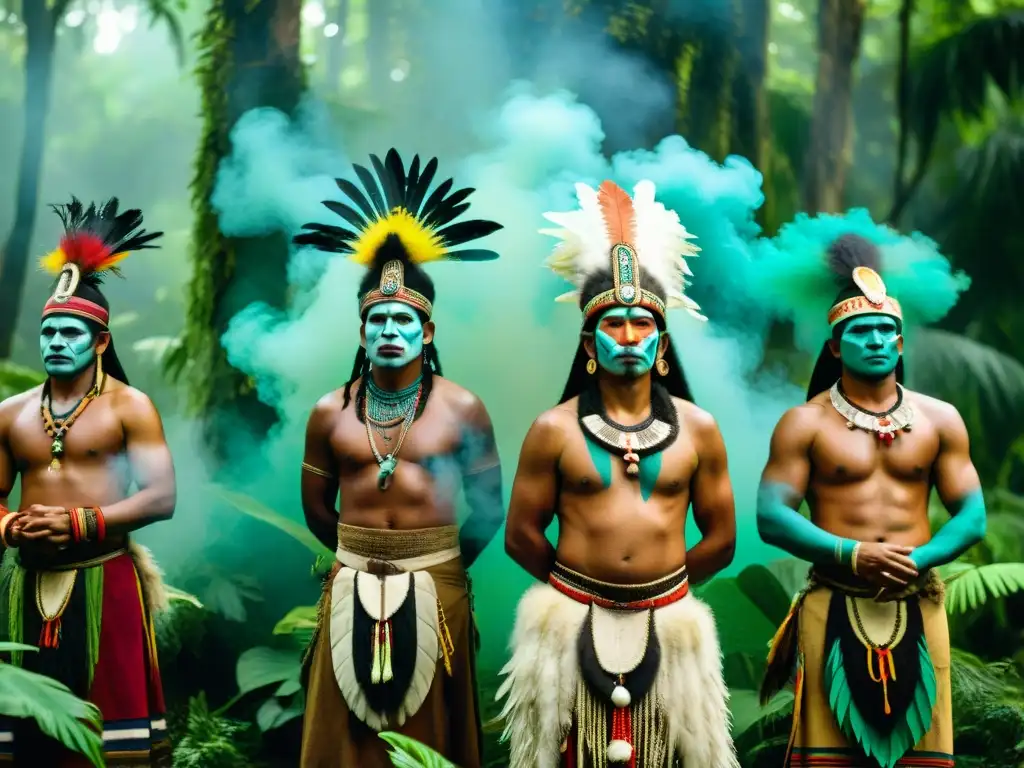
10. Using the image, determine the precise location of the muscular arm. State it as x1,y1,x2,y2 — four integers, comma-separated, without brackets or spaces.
0,402,17,539
456,396,504,569
301,398,341,550
911,407,985,570
686,413,736,583
504,414,562,582
100,389,176,533
757,406,857,567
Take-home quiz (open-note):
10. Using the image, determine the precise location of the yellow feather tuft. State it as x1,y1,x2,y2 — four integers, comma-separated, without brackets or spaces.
349,208,445,266
97,251,129,271
40,248,67,275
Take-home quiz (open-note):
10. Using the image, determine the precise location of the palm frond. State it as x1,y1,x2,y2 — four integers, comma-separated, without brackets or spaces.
908,10,1024,165
0,663,104,766
0,361,45,400
210,485,331,557
942,561,1024,613
165,585,203,609
378,732,457,768
142,0,186,67
905,328,1024,425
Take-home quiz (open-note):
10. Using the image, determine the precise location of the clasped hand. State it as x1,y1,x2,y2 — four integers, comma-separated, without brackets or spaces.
9,505,71,547
854,541,919,598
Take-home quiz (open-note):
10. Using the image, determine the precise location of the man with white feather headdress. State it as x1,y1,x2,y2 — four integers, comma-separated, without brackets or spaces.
499,179,740,767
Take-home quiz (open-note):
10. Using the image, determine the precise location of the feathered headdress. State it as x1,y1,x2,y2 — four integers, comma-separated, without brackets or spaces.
293,148,503,319
40,197,162,328
754,208,970,354
542,179,705,323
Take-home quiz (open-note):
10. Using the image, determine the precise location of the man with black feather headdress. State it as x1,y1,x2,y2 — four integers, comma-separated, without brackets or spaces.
293,150,504,767
0,198,176,765
499,180,738,767
757,234,984,767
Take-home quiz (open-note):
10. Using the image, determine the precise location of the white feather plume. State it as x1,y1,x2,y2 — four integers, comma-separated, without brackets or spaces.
541,180,706,320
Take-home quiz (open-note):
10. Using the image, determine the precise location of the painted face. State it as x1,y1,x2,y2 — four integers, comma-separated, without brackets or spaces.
39,315,98,378
838,314,901,379
364,301,424,368
594,307,660,377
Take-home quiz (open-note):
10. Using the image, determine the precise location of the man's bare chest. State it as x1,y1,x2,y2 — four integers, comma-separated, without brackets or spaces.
10,403,124,469
330,408,464,469
811,420,939,484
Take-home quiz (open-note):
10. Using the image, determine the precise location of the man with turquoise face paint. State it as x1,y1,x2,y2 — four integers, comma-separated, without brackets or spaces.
0,197,175,765
757,234,983,768
292,150,504,767
500,180,739,766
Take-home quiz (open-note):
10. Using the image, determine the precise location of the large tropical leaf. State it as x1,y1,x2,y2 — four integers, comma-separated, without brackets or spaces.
164,584,204,609
272,605,318,647
0,361,45,400
235,646,300,696
908,10,1024,166
0,661,103,765
379,731,457,768
905,329,1024,428
942,561,1024,613
729,688,794,740
210,485,331,556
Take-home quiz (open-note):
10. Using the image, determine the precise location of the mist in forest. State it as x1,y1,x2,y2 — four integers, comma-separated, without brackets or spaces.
0,0,969,664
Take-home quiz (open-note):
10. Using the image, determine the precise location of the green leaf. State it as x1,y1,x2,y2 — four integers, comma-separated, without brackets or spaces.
736,564,794,627
0,642,38,653
165,585,204,609
235,646,300,695
943,562,1024,613
0,361,45,400
255,693,304,732
729,688,794,739
273,605,318,636
0,663,104,766
210,486,331,556
378,732,457,768
696,578,778,656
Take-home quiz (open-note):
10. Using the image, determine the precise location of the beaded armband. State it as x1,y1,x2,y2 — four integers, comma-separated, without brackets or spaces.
302,462,336,480
833,538,859,571
68,507,106,544
0,509,17,548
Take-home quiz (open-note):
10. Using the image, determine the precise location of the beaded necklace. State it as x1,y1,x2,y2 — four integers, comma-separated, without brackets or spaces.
363,375,423,491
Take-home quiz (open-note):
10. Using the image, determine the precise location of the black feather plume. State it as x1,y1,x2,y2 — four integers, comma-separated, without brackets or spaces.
293,149,503,262
826,233,881,285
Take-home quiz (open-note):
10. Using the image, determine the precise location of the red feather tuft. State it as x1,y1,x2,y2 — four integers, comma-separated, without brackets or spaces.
60,232,115,273
597,181,637,247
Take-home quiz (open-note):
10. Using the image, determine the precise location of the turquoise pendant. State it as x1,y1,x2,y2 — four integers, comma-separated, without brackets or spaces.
377,455,398,491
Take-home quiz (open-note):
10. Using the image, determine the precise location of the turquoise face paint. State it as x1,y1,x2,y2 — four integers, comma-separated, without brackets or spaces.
838,315,901,379
594,307,659,377
39,316,98,379
584,435,612,489
364,301,424,369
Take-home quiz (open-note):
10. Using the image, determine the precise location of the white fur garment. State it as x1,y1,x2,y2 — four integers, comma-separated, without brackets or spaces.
496,583,739,768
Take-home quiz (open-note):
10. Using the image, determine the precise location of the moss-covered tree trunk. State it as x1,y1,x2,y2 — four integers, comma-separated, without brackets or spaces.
0,0,69,359
731,0,771,227
802,0,866,214
178,0,303,463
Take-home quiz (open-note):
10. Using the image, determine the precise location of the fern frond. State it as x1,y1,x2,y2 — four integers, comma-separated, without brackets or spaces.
943,562,1024,613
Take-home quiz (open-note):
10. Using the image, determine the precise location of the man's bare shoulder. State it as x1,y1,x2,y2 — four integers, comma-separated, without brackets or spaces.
526,401,577,446
905,389,965,433
674,398,715,430
0,386,41,421
430,375,488,421
108,381,157,411
775,399,828,436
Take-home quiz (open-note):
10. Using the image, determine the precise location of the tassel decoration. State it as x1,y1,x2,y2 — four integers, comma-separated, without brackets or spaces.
370,619,395,684
39,617,62,649
437,599,455,676
607,676,635,766
867,647,897,715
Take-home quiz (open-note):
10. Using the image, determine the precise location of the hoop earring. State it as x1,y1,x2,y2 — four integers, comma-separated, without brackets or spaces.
655,357,669,376
586,358,597,375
